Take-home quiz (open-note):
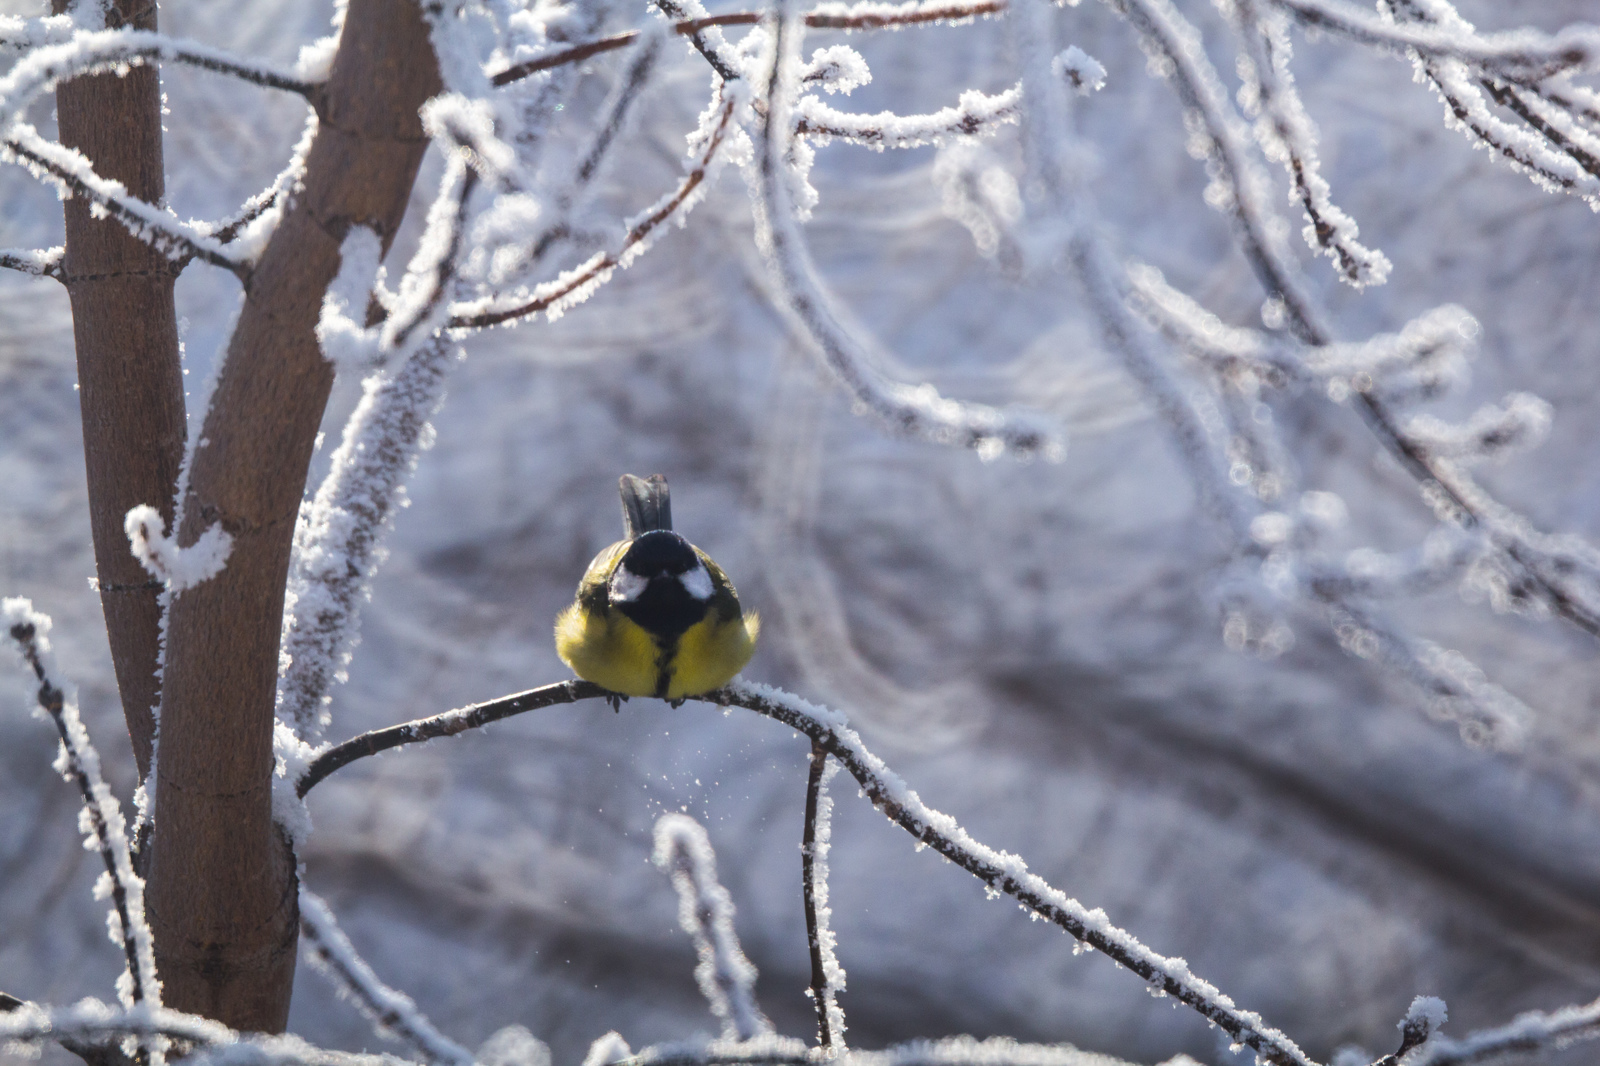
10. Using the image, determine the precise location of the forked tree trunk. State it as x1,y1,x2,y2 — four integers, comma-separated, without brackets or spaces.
55,0,443,1033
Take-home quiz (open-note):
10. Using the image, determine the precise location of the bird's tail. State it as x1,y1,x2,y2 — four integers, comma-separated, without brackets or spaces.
619,473,672,537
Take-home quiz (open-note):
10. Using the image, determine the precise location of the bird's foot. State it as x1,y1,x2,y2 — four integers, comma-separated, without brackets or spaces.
606,693,628,712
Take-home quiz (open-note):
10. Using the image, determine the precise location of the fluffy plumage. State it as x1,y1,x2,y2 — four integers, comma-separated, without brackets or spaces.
556,475,758,700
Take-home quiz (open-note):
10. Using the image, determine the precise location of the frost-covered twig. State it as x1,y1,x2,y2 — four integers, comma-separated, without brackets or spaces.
0,12,73,53
748,2,1060,459
794,86,1020,149
299,889,473,1065
296,678,1314,1066
0,245,62,279
449,88,738,328
1267,0,1600,81
1409,994,1600,1066
0,27,316,116
801,743,846,1052
1227,0,1389,287
2,127,248,278
654,815,772,1041
2,600,160,1015
0,998,404,1066
490,1,1004,86
607,1035,1146,1066
653,0,743,82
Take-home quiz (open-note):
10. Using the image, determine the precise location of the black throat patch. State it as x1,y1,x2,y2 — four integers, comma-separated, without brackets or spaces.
612,531,710,642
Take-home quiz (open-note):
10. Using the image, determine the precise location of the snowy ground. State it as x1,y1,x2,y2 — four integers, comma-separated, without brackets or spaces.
2,0,1599,1064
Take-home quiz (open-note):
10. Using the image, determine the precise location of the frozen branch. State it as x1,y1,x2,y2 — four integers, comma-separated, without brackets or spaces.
299,889,473,1065
449,89,738,329
0,13,73,53
653,0,743,82
604,1035,1160,1066
1227,0,1390,287
653,815,773,1041
0,27,316,116
802,743,846,1052
2,127,250,279
2,600,160,1015
1410,993,1600,1066
490,0,1004,86
1267,0,1600,81
296,678,1314,1066
747,5,1060,459
794,85,1020,149
0,244,63,279
0,999,404,1066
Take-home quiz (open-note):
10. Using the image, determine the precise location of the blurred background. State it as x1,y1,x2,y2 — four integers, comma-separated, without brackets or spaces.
2,1,1599,1064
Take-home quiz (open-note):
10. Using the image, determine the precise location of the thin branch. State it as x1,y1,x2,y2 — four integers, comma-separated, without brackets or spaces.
296,679,1315,1066
1410,994,1600,1066
489,1,1005,86
448,89,737,329
1267,0,1600,81
0,245,63,280
794,85,1021,148
299,889,473,1065
3,127,249,280
802,741,845,1052
748,2,1060,459
297,679,605,796
3,600,161,1018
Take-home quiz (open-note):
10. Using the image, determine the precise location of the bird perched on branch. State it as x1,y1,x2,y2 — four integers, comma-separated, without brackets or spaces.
556,474,758,703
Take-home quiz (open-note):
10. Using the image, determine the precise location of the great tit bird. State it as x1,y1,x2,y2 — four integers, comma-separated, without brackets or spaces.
556,474,758,702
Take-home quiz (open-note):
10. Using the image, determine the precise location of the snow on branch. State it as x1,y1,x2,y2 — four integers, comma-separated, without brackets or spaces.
748,5,1061,460
625,1036,1157,1066
295,678,1315,1066
3,127,250,278
653,0,744,83
801,745,846,1051
0,998,404,1066
1226,0,1390,288
449,88,739,329
299,889,474,1066
794,85,1020,149
0,244,63,279
489,1,1004,86
0,12,73,53
2,599,161,1014
126,504,234,595
1268,0,1600,81
1409,993,1600,1066
0,26,317,113
653,815,773,1041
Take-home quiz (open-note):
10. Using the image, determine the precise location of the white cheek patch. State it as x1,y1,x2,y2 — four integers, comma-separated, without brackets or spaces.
610,566,649,603
679,563,714,601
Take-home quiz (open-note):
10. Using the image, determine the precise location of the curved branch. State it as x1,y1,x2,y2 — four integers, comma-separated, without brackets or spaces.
0,245,62,280
448,90,737,329
296,678,1313,1066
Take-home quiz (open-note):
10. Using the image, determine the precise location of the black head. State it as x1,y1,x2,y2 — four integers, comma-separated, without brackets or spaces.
609,530,714,639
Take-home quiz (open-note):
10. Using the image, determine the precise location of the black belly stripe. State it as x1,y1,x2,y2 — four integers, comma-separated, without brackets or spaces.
653,634,678,699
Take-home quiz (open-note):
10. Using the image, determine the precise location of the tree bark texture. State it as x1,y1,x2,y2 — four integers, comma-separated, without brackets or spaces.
54,0,185,783
146,0,442,1031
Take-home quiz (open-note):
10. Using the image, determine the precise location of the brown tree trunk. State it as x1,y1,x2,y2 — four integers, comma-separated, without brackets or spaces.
54,0,184,782
146,0,442,1031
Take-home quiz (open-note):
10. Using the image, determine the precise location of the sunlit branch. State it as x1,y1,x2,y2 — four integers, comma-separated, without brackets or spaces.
3,127,249,279
489,1,1005,86
448,91,737,329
